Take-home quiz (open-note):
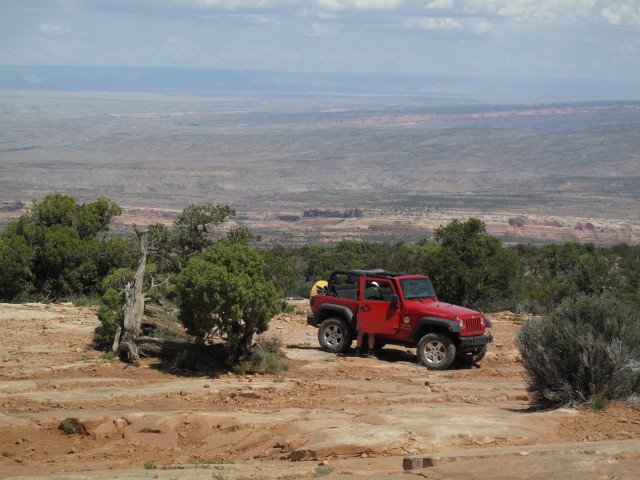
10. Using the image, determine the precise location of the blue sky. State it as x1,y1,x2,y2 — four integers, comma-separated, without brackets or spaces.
1,0,639,81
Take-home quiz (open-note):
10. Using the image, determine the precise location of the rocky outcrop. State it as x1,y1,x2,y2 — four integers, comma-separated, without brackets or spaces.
303,208,363,219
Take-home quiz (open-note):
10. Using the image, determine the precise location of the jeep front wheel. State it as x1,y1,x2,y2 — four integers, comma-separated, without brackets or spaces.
318,318,353,353
417,333,456,370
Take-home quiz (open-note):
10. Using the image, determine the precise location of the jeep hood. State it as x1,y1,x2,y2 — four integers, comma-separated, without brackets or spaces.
406,299,481,319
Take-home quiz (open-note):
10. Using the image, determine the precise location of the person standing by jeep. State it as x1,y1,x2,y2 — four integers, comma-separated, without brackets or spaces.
364,281,383,300
358,281,382,357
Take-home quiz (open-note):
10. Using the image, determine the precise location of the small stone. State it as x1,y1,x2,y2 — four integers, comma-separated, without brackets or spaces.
203,384,211,388
239,390,261,399
474,436,496,445
114,418,128,429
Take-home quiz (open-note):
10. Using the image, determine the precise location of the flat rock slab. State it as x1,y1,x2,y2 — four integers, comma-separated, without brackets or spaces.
1,377,291,403
404,438,640,479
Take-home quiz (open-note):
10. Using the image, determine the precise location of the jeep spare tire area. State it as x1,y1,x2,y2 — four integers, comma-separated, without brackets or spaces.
318,317,353,353
417,332,456,370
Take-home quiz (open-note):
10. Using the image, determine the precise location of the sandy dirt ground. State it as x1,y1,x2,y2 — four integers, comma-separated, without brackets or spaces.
1,301,639,480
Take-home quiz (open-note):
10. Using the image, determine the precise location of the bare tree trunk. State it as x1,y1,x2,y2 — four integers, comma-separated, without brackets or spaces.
113,224,148,362
135,336,189,358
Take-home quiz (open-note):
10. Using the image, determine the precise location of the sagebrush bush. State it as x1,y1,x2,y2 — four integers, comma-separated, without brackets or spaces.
515,294,640,407
233,336,291,375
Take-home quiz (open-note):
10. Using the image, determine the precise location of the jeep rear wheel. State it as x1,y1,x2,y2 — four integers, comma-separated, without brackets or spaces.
417,333,456,370
318,317,353,353
455,345,487,366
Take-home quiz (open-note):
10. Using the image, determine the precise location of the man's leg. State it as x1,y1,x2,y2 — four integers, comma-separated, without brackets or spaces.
368,333,375,351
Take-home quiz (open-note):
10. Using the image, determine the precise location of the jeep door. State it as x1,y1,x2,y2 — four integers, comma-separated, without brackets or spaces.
357,278,401,334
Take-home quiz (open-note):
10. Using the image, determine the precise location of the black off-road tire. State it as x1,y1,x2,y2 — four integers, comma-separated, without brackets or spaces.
455,345,487,366
417,333,456,370
318,317,353,354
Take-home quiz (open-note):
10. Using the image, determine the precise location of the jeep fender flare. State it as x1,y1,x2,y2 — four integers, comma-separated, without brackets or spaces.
315,304,356,331
409,316,461,342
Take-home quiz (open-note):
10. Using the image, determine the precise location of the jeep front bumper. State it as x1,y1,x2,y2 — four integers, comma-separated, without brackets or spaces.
459,334,493,347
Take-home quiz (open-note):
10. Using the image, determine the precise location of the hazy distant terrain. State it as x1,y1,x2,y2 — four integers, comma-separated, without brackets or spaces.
3,65,640,101
1,67,639,244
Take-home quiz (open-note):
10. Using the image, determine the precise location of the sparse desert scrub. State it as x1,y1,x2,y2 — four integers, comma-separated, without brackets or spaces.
515,293,640,407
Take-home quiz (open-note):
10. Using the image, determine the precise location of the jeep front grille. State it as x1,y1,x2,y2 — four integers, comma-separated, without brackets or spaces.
465,317,483,332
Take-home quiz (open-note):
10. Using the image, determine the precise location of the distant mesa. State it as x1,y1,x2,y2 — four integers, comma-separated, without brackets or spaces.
276,215,301,222
508,216,564,228
0,201,26,212
508,216,528,228
575,222,596,231
303,208,363,219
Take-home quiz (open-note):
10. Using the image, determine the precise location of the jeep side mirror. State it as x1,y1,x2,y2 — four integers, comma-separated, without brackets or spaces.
391,294,399,307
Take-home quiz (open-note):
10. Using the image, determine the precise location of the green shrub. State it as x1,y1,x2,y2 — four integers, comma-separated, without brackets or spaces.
590,393,609,410
233,336,291,375
175,243,281,364
60,419,79,435
313,465,334,477
93,288,124,347
515,293,640,407
70,295,100,307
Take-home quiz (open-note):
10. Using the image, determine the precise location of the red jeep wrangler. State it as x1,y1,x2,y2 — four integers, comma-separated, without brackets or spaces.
307,269,492,370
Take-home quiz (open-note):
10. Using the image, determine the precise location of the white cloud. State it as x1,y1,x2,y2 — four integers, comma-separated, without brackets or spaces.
600,6,622,24
306,22,339,36
403,16,462,30
349,0,403,9
317,0,346,10
600,3,640,26
473,20,492,34
39,23,71,34
318,12,339,19
462,0,600,23
424,0,454,10
239,14,281,26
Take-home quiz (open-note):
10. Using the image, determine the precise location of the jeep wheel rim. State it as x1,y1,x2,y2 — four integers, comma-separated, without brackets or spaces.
423,341,446,364
323,325,343,347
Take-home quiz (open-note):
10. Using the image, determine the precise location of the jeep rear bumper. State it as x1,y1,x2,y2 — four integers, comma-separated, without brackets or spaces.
458,334,493,347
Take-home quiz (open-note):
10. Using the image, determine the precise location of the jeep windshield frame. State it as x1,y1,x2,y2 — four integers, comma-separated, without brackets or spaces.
399,276,437,300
